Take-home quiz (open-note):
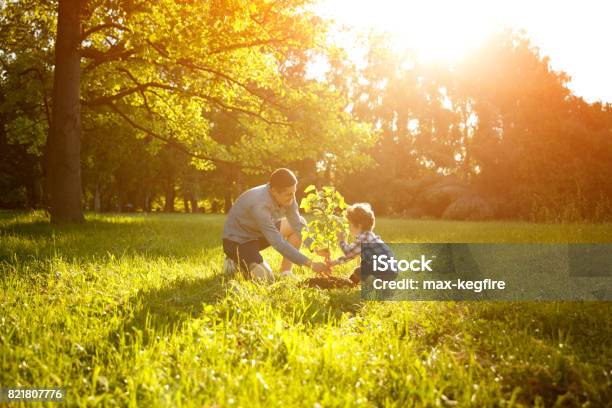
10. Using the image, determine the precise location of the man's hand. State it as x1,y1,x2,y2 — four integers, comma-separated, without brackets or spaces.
310,261,331,276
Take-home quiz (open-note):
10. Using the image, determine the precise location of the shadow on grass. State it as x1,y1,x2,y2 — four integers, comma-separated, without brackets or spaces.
298,287,364,326
121,272,366,334
121,273,227,338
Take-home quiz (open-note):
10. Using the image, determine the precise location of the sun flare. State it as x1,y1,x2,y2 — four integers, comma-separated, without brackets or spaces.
315,0,612,102
317,0,498,62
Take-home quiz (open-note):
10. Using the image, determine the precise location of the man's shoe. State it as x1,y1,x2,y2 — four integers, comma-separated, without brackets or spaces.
249,261,275,282
223,257,237,276
279,270,297,279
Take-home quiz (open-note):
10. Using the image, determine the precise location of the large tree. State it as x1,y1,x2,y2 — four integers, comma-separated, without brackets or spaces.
32,0,374,222
47,0,84,222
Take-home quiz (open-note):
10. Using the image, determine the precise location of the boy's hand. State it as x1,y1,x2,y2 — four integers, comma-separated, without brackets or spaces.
337,231,346,241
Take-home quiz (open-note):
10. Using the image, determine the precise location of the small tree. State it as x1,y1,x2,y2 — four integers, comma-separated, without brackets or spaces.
300,185,349,262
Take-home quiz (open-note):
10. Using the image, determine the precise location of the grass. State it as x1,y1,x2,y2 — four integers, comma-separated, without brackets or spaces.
1,210,611,407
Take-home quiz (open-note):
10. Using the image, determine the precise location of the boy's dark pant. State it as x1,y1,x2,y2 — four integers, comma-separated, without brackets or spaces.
349,266,361,284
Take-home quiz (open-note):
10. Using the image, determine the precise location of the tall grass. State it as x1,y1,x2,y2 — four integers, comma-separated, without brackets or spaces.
1,211,611,407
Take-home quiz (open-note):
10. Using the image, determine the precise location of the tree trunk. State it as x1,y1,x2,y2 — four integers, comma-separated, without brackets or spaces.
164,178,175,212
144,188,151,212
32,176,43,209
224,187,232,214
46,0,84,223
117,187,124,212
189,192,199,213
101,188,111,212
183,194,190,213
235,170,243,197
93,183,101,212
26,182,35,210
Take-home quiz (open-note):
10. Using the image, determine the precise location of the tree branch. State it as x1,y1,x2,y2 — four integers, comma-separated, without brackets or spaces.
106,102,266,171
80,40,138,69
83,69,291,127
81,23,131,41
175,58,285,110
208,37,289,55
143,42,286,111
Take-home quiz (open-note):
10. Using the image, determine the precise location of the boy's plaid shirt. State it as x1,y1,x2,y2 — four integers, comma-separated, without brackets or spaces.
330,230,392,266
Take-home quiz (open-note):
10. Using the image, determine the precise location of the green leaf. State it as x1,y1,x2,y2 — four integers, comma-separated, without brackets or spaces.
300,197,310,211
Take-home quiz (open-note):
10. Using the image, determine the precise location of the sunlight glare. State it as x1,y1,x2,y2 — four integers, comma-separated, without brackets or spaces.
317,0,498,63
314,0,612,102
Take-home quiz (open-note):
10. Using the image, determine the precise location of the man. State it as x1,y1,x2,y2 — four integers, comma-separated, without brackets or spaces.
222,168,329,281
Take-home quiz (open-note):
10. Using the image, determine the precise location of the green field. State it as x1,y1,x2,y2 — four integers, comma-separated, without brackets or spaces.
1,211,611,407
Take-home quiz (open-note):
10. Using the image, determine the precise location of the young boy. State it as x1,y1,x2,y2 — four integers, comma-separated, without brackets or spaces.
328,203,394,284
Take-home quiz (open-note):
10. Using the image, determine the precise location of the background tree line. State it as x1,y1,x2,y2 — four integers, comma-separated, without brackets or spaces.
1,1,611,222
334,31,612,222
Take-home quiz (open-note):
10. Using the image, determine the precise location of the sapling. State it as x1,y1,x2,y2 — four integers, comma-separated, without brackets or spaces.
300,185,349,267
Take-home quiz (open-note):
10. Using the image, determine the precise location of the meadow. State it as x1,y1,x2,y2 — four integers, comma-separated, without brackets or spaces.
1,211,611,407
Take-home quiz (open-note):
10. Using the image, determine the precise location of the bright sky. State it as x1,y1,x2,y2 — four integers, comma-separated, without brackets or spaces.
314,0,611,103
